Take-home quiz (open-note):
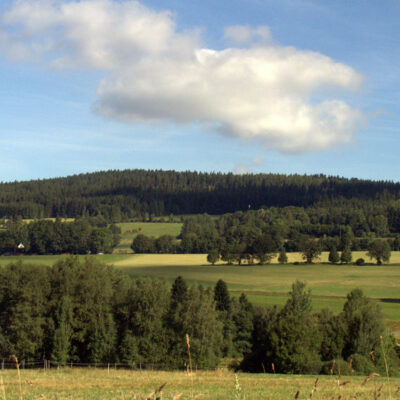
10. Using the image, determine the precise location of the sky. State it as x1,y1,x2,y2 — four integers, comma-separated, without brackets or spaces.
0,0,399,182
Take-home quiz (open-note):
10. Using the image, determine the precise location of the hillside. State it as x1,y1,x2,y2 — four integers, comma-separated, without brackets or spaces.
1,169,400,220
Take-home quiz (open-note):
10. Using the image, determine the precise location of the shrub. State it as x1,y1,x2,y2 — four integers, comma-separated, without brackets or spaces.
349,353,375,375
355,258,365,265
320,359,353,376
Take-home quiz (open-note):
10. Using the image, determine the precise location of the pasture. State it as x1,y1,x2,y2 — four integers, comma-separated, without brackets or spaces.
0,252,399,332
0,368,399,399
115,222,182,252
111,252,400,333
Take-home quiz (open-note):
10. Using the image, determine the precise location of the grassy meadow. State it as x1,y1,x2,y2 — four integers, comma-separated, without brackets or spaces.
0,251,399,333
115,222,182,252
111,253,400,333
0,367,399,400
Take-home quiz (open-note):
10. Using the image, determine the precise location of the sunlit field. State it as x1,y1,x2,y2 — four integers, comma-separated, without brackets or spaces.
0,252,399,333
0,368,399,400
115,222,182,252
111,253,400,334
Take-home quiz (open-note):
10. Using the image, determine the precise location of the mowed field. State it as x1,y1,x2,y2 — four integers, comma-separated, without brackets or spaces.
115,222,182,252
0,368,399,400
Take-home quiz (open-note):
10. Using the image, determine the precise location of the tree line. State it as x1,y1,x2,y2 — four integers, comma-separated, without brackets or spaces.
0,258,398,375
1,169,400,225
0,218,121,255
131,212,395,265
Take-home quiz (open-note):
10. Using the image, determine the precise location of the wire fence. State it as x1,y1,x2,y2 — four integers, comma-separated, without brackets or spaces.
0,359,214,372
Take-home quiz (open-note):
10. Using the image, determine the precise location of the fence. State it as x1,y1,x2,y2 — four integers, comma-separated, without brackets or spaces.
0,359,210,372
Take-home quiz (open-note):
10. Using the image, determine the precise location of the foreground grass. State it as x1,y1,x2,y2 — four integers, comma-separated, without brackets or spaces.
0,368,399,400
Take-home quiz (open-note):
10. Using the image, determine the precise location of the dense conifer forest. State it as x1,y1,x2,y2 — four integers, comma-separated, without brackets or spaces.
1,169,400,220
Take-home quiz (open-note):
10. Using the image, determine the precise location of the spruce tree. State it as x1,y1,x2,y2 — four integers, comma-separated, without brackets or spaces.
214,280,231,313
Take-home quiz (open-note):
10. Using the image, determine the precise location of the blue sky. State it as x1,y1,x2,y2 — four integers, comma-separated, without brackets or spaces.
0,0,399,182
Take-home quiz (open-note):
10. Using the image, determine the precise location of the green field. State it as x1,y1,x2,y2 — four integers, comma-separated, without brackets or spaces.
0,252,399,332
115,222,183,252
0,368,399,400
111,253,400,329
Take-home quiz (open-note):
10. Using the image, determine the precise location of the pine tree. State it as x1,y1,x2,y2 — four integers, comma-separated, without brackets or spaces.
214,280,231,312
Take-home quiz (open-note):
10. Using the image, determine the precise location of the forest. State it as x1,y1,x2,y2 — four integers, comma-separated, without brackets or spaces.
0,257,398,375
0,218,121,255
1,169,400,221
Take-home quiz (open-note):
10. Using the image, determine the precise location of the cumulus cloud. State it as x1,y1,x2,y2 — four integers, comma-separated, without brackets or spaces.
0,0,365,153
224,25,273,45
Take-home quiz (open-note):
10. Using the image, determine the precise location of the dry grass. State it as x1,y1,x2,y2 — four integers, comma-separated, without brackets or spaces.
0,368,399,399
113,251,400,267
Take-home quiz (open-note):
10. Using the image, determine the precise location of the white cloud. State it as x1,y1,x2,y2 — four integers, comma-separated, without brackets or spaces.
0,0,365,153
224,25,273,45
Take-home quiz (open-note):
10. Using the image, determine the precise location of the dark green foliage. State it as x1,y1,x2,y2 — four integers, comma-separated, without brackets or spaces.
0,258,395,375
328,247,340,264
251,234,277,264
374,334,400,376
1,169,400,221
300,237,322,264
277,248,288,264
231,294,254,356
355,258,365,265
367,239,391,265
241,281,322,374
131,234,155,253
170,276,188,307
340,247,353,264
341,289,384,360
214,280,231,313
0,262,50,360
0,259,227,368
318,309,346,361
320,359,353,375
207,249,220,265
155,235,176,253
349,354,375,375
0,219,119,255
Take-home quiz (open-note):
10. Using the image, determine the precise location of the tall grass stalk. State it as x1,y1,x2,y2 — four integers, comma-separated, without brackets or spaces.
186,334,194,400
10,356,22,400
0,373,6,400
380,335,392,400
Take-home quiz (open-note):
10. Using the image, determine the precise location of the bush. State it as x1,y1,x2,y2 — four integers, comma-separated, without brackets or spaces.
320,359,353,376
349,354,375,375
355,258,365,265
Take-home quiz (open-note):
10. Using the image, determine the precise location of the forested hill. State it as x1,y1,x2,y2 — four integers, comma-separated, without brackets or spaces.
0,169,400,219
